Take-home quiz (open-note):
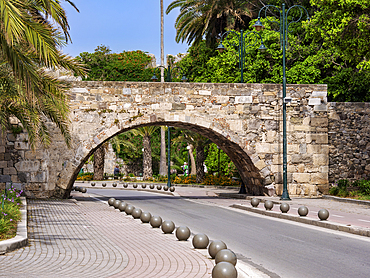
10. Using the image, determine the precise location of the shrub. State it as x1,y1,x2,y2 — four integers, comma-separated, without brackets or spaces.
0,185,22,240
77,172,93,181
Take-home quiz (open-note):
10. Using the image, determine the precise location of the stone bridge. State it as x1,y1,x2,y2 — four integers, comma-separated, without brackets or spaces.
0,81,331,198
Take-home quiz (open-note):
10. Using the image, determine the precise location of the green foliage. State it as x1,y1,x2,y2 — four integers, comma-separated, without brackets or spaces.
352,179,370,196
204,143,237,176
77,45,154,82
329,179,370,199
0,185,22,240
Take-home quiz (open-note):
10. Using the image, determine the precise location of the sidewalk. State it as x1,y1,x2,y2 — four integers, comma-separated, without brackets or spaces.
0,192,213,278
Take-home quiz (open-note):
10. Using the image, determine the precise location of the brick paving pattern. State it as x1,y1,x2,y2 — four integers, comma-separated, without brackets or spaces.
0,195,213,277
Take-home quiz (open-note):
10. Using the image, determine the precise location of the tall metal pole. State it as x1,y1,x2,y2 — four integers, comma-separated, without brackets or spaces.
240,30,244,83
281,4,290,200
160,0,164,82
167,126,171,187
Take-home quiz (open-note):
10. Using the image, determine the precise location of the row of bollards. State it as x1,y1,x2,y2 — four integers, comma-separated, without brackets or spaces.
90,182,176,192
250,198,330,221
72,186,87,193
107,197,238,278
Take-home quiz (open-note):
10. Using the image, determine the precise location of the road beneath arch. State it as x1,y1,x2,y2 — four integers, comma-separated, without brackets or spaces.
89,188,370,278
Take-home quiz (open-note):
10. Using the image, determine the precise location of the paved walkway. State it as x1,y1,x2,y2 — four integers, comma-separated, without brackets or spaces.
0,194,213,278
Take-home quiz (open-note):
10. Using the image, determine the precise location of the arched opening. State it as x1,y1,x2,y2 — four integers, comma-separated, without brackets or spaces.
65,121,265,198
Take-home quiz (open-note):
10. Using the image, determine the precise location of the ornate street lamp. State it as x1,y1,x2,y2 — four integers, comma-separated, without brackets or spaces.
151,65,187,82
217,30,266,83
253,4,309,200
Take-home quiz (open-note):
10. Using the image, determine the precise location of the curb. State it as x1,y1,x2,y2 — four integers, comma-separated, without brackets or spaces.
231,204,370,237
322,195,370,206
0,197,28,254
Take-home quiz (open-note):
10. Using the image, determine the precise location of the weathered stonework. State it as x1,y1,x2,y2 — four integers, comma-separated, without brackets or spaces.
328,103,370,183
0,81,330,198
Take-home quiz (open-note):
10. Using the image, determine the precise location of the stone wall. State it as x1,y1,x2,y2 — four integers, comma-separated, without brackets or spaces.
0,81,329,198
328,103,370,183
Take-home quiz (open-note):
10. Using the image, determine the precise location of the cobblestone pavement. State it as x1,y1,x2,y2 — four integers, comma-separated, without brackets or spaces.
0,195,213,278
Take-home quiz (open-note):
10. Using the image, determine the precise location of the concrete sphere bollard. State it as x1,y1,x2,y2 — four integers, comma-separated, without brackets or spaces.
125,204,135,215
150,215,162,228
161,220,175,234
113,200,121,208
208,240,227,259
133,184,138,188
215,249,237,266
170,186,175,192
192,233,210,249
81,187,87,193
123,183,128,188
150,184,155,189
132,208,142,219
91,182,95,186
298,206,309,217
102,183,107,187
212,262,237,278
142,184,146,189
140,211,152,223
163,186,169,191
264,200,274,210
74,186,79,191
280,203,290,213
118,201,127,212
318,209,329,220
176,226,191,241
112,183,117,187
251,198,260,208
108,198,116,206
157,185,162,190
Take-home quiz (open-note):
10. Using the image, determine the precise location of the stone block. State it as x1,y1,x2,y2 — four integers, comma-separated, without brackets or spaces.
229,120,243,131
0,161,7,168
310,117,328,127
0,175,11,183
256,143,271,153
216,96,229,104
15,141,29,150
15,161,41,172
235,96,252,104
0,146,5,153
30,172,47,183
291,154,312,164
4,167,17,175
311,173,328,184
306,134,328,144
293,173,310,183
254,160,266,170
199,90,211,96
307,145,329,154
313,154,329,166
72,88,88,93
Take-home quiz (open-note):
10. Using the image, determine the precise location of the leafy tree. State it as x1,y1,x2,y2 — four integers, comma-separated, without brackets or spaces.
0,0,85,148
77,46,154,81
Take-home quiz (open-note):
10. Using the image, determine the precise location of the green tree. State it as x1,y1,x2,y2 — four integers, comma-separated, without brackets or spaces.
166,0,256,46
130,126,160,180
0,0,85,148
77,46,153,81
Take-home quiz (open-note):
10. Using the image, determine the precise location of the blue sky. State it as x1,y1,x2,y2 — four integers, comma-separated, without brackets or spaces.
61,0,189,64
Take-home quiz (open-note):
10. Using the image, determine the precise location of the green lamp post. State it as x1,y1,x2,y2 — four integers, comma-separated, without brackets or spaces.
167,126,172,188
217,30,267,83
253,4,309,200
151,65,187,82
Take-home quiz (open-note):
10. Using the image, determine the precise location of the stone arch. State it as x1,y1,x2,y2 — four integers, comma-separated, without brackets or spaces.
62,116,265,198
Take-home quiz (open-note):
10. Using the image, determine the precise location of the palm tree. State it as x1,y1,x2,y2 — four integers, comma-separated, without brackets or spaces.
0,0,85,148
159,126,167,176
173,130,211,183
92,136,136,180
130,126,159,180
166,0,256,46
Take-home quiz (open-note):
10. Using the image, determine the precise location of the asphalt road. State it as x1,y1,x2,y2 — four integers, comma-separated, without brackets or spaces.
89,189,370,278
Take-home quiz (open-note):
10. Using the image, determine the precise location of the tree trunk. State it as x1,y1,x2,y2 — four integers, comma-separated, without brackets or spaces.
93,145,105,180
160,0,165,82
189,144,196,175
159,126,167,176
143,135,153,180
196,145,205,183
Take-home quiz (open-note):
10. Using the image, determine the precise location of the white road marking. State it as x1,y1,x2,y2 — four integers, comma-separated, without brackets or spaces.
358,219,370,223
332,214,344,218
